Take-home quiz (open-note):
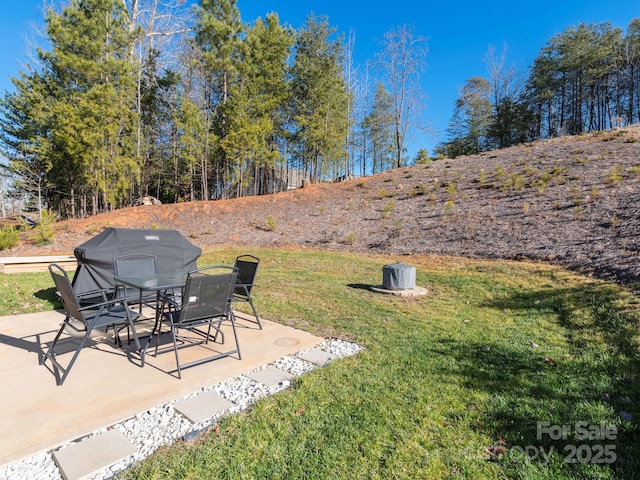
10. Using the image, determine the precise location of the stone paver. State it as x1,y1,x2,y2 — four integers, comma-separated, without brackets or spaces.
174,390,235,423
247,366,294,386
52,430,135,480
298,348,333,365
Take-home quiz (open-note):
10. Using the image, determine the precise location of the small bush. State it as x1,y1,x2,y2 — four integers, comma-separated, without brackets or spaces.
606,164,624,185
0,226,19,250
444,200,455,213
629,164,640,176
531,179,547,194
378,187,395,199
28,210,56,247
381,200,395,218
343,231,355,245
265,215,276,231
411,184,428,196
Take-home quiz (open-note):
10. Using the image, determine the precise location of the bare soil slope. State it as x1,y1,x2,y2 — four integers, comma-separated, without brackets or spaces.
9,127,640,284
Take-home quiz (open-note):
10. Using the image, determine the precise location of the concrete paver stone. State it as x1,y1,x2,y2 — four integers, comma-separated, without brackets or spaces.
52,429,135,480
247,366,294,386
298,348,333,365
174,390,235,423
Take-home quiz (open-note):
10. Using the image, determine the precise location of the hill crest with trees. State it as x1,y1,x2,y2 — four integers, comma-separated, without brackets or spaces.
0,1,639,227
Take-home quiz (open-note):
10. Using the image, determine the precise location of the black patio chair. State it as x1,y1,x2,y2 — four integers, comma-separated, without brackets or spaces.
41,264,143,386
155,265,240,379
113,253,159,308
231,254,262,329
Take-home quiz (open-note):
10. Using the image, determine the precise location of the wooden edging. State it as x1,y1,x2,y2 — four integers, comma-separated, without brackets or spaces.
0,255,77,274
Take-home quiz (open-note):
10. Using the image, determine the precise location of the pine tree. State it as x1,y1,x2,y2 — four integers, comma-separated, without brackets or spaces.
221,13,293,196
291,14,350,182
362,83,395,173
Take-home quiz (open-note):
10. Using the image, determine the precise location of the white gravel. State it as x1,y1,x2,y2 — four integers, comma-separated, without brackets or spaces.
0,338,362,480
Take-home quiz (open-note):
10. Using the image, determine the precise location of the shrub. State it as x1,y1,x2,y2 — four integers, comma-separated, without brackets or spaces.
381,200,395,218
28,210,56,247
0,226,19,250
629,164,640,176
265,215,276,231
343,231,355,245
606,164,624,185
378,187,395,198
444,200,455,213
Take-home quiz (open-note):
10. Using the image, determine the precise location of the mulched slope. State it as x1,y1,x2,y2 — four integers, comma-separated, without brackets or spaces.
10,126,640,284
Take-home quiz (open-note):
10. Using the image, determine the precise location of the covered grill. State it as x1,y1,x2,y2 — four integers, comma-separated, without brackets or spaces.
72,227,201,297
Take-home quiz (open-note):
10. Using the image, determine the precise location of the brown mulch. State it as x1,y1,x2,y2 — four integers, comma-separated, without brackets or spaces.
7,126,640,285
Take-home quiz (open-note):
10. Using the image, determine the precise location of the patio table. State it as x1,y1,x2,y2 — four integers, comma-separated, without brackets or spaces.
114,271,189,363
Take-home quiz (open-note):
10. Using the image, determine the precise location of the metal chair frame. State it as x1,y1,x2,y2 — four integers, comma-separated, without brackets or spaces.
231,254,262,329
41,264,143,386
154,265,241,379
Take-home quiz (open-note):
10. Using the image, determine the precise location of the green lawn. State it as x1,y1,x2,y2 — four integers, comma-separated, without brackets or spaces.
5,248,640,479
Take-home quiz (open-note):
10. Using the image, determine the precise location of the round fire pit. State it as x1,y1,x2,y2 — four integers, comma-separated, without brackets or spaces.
370,262,428,297
382,262,415,290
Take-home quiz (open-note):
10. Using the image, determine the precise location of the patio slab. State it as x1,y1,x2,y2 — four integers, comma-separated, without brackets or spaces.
0,309,323,467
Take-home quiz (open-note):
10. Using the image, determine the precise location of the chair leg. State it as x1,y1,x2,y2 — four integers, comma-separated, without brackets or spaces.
229,312,242,360
171,323,182,379
40,321,67,366
153,322,162,357
248,298,262,330
125,318,144,366
42,326,92,386
210,323,225,344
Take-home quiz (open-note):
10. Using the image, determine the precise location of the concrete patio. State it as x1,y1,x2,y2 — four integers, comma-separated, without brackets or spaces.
0,308,327,479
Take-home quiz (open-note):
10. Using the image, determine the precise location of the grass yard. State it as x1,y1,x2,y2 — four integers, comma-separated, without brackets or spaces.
5,248,640,479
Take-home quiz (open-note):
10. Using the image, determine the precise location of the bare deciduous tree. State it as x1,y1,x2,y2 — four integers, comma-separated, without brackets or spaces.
375,25,428,168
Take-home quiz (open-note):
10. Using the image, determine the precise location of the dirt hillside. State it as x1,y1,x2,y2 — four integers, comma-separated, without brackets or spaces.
8,126,640,285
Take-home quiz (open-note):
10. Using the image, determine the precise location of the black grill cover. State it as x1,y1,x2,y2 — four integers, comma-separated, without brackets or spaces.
72,227,201,296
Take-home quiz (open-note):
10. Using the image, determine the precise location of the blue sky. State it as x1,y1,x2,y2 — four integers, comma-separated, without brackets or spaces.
2,1,640,155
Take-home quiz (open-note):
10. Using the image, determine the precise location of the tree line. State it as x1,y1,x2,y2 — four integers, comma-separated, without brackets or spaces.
436,20,640,158
0,0,427,219
1,1,637,220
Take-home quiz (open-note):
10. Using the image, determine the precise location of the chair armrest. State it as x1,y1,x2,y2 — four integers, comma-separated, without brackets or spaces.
76,288,110,302
159,293,181,311
77,296,132,313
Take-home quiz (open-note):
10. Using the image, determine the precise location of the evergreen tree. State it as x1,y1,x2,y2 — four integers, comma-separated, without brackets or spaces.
362,83,395,173
441,76,492,157
0,69,54,219
291,14,350,182
194,0,244,199
0,0,140,218
221,13,294,196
